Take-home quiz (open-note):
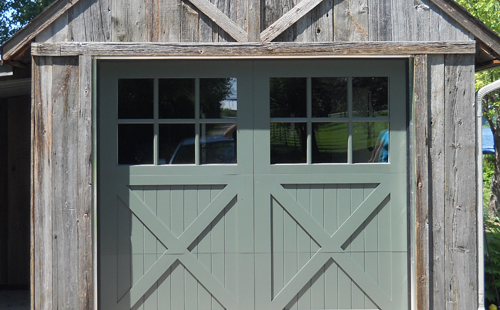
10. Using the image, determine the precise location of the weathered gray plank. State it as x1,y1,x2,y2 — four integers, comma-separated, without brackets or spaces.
429,54,446,310
368,0,391,41
36,10,69,43
247,0,260,41
67,0,111,42
293,0,333,43
414,54,430,310
261,0,324,42
31,41,476,57
111,0,146,41
78,55,93,310
51,57,80,309
443,53,477,310
33,56,54,310
391,0,413,41
180,1,200,42
333,0,368,41
415,0,431,41
262,0,297,31
187,0,247,41
429,2,471,41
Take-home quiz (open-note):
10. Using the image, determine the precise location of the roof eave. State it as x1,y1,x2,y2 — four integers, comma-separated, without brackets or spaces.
0,0,80,63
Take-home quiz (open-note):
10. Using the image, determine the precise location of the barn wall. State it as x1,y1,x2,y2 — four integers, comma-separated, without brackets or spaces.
34,0,472,44
414,53,477,310
32,56,93,309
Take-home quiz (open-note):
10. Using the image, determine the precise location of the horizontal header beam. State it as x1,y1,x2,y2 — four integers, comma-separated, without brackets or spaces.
32,41,476,57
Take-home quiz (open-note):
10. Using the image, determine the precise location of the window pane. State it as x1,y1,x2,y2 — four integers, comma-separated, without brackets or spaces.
160,124,195,165
312,123,348,163
312,78,348,118
200,78,236,119
200,123,237,164
352,77,388,118
159,79,195,119
270,78,307,118
271,122,306,164
118,79,154,119
118,124,154,165
353,122,389,163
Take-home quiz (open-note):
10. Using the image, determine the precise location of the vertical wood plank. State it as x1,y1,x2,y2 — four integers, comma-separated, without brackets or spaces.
180,1,200,42
369,0,391,41
428,54,446,310
78,55,93,310
50,57,80,310
272,200,284,296
34,54,54,310
414,54,430,310
111,0,146,41
333,0,368,41
443,54,477,310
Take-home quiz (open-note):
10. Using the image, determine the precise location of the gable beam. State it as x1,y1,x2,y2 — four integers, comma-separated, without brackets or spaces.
1,0,80,61
260,0,324,42
186,0,248,42
31,41,475,57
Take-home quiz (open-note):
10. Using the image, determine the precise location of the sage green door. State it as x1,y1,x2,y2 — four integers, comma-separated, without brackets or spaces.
98,59,408,310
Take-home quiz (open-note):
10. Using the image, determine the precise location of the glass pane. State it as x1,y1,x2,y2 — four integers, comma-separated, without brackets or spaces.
200,78,236,119
270,78,307,118
200,123,237,164
159,79,195,119
312,78,348,118
312,123,348,163
271,122,306,164
118,79,154,119
353,122,389,163
352,77,388,118
118,124,154,165
160,124,195,165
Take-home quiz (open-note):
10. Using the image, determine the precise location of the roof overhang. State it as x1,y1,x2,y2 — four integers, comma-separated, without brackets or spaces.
2,0,500,71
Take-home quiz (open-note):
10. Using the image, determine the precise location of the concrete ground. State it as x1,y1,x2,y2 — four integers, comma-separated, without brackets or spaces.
0,290,29,310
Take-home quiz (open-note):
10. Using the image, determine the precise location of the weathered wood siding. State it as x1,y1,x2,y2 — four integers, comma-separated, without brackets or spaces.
35,0,472,44
414,53,477,310
32,56,93,309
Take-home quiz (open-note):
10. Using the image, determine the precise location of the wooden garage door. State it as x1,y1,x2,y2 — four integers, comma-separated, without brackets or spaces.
98,59,408,310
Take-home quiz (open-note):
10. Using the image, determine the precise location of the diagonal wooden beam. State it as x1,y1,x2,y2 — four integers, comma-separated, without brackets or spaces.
260,0,324,42
186,0,248,42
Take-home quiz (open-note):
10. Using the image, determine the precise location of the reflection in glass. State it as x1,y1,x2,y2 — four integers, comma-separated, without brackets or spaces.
352,77,388,118
159,79,195,119
118,124,154,165
200,78,236,119
271,122,306,164
353,122,389,163
200,124,237,164
270,78,307,118
312,78,348,118
160,124,195,165
312,123,348,163
118,79,154,119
